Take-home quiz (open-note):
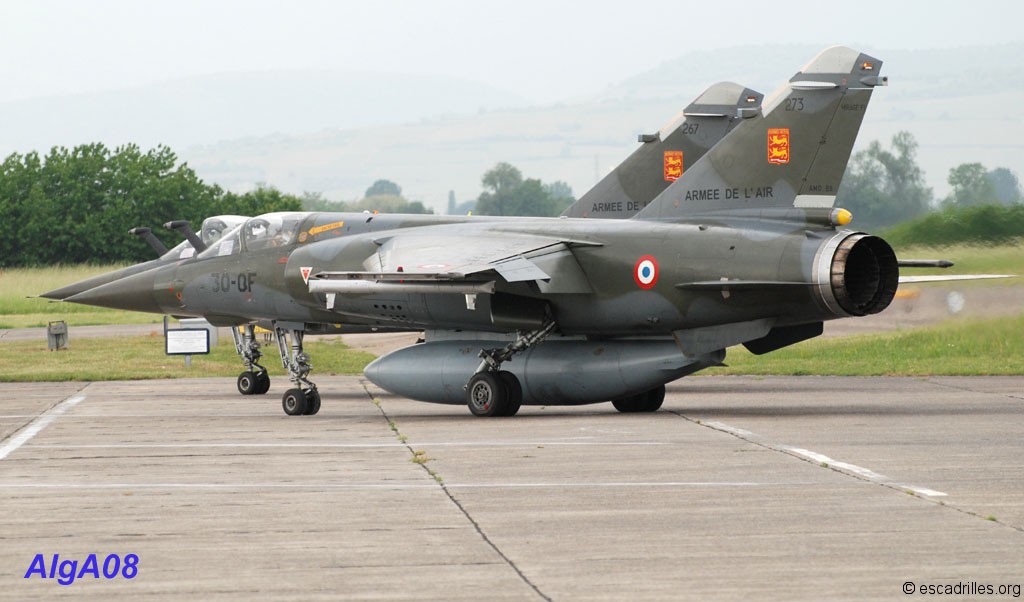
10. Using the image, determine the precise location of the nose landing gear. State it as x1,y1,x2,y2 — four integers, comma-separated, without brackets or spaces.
233,324,270,395
275,322,320,416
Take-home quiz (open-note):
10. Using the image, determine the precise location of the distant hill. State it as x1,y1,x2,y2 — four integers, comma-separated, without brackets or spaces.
595,43,1024,102
0,70,529,158
3,44,1022,212
183,44,1024,210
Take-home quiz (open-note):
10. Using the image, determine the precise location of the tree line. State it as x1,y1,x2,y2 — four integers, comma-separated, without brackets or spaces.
0,143,302,266
300,179,435,215
836,131,1022,230
471,162,575,217
301,166,576,218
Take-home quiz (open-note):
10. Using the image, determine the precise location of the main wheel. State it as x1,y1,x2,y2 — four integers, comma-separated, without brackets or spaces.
237,371,259,395
304,389,321,415
612,395,641,413
496,371,522,417
466,372,508,417
612,385,666,413
282,388,309,416
255,371,271,394
639,384,666,412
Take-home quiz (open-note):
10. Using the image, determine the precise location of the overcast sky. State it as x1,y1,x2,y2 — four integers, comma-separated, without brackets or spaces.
2,0,1022,105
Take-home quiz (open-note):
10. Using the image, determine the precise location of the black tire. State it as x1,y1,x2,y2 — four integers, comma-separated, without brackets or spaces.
612,385,665,413
282,388,308,416
612,395,642,413
237,371,259,395
466,372,508,417
304,389,321,415
255,371,271,394
642,384,666,412
496,371,522,417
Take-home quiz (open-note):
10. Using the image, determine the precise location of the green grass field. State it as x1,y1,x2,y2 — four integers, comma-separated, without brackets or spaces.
890,242,1024,278
710,314,1024,376
0,335,375,382
0,264,162,328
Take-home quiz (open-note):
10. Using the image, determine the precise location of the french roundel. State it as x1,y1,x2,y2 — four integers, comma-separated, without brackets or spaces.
633,255,659,289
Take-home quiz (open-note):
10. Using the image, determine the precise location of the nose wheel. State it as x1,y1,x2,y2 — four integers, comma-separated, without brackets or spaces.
232,324,270,395
275,322,319,416
282,388,320,416
282,388,306,415
237,370,270,395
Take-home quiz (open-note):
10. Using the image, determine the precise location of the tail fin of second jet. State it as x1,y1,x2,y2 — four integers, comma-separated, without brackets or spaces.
633,46,886,222
562,82,763,219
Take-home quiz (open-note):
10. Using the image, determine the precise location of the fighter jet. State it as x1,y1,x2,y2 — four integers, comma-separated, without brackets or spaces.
60,47,993,418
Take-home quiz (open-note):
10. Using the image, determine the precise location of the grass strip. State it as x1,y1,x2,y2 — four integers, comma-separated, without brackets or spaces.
0,335,375,382
709,314,1024,376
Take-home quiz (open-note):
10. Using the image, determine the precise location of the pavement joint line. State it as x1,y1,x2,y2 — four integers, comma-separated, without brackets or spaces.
0,480,798,490
0,390,88,461
672,411,1024,533
693,418,946,497
24,441,670,449
443,481,782,488
0,482,441,490
363,384,552,602
923,376,1024,401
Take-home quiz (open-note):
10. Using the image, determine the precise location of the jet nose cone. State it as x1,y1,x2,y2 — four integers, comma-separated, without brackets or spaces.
38,285,77,301
40,260,162,300
65,268,163,314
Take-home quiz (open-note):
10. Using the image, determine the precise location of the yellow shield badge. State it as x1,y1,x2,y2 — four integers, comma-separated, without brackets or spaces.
767,128,790,165
663,150,683,181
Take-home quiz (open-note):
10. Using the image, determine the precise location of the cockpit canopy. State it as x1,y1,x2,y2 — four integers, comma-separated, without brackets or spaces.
162,215,248,260
243,213,305,252
198,212,307,258
201,215,248,246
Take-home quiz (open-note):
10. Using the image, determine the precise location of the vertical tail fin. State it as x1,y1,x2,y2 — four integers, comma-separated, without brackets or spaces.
562,82,763,219
633,46,886,221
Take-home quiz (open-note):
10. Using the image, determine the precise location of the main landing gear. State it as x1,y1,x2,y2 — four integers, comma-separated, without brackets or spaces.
466,319,555,417
232,324,270,395
275,323,320,416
